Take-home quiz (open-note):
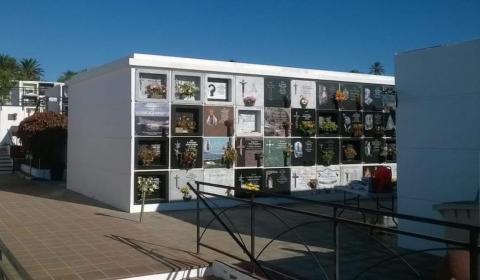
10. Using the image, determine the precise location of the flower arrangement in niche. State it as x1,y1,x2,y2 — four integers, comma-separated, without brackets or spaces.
221,144,237,168
299,120,316,137
137,145,158,166
352,124,364,137
244,182,260,192
179,147,198,169
243,96,256,106
299,96,309,108
176,80,199,99
319,117,338,134
321,149,335,166
175,115,197,133
177,185,192,201
146,83,167,99
343,144,358,160
307,179,318,190
335,89,348,106
137,176,159,222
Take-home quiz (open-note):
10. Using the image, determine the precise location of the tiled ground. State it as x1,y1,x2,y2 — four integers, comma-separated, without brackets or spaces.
0,174,442,280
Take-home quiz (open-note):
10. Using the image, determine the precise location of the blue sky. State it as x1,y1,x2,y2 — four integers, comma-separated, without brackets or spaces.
2,0,479,81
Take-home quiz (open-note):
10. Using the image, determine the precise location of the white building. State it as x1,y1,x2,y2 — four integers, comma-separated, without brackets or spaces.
68,54,395,213
9,80,64,114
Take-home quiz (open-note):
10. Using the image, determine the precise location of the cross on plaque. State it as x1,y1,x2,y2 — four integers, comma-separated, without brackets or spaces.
266,140,274,154
293,82,298,96
236,138,245,156
240,80,247,97
267,82,274,100
238,174,244,185
292,172,299,189
293,111,300,129
174,174,180,189
174,140,182,155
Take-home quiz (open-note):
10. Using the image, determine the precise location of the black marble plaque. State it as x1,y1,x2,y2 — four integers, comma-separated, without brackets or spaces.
236,138,263,167
317,138,340,166
363,138,383,163
340,111,363,137
339,83,362,110
383,140,396,163
264,107,291,136
264,78,291,107
263,168,291,194
291,138,316,166
291,109,316,137
384,111,396,137
135,138,168,169
171,137,203,169
317,111,339,136
341,139,362,164
264,138,291,167
363,85,384,111
134,171,168,204
383,86,397,112
235,168,264,197
317,81,339,110
172,105,203,136
364,112,384,137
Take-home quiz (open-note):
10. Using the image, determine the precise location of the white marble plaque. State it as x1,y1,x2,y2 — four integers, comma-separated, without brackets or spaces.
235,76,264,107
290,166,317,192
236,108,263,136
291,80,316,109
203,169,234,196
317,165,340,189
340,165,363,185
169,170,204,201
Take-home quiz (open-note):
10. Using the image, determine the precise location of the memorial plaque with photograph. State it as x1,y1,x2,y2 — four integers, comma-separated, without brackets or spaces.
203,137,231,169
264,78,291,107
340,111,363,137
384,111,396,137
171,137,203,169
134,171,168,204
174,74,201,102
364,112,384,137
236,109,262,136
235,168,263,197
317,165,340,189
135,138,168,169
264,168,291,194
317,138,340,166
363,85,384,111
291,80,316,109
235,76,264,107
206,77,231,101
290,166,317,192
383,140,396,163
235,138,263,167
135,102,169,136
363,138,382,163
264,138,291,167
264,107,291,136
341,139,362,164
317,81,339,110
172,105,203,136
291,109,316,137
340,165,363,185
363,165,380,179
204,106,234,136
317,111,339,136
169,170,203,201
383,87,397,112
339,83,362,110
136,71,169,102
203,169,234,196
291,138,315,166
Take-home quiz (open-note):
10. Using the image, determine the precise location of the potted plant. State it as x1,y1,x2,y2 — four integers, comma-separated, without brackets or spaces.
307,179,318,194
146,83,167,99
176,80,199,100
319,117,338,134
335,89,348,109
321,149,335,166
283,144,293,166
137,176,159,222
224,120,233,136
221,144,237,168
179,147,198,169
283,121,291,137
137,145,157,166
299,96,309,108
343,144,358,161
243,96,256,106
299,120,316,137
178,185,192,201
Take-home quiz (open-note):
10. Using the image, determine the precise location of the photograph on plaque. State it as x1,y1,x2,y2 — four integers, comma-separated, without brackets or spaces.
236,108,263,136
204,106,234,137
235,76,264,107
171,137,203,169
134,171,168,204
340,165,363,185
317,111,339,136
291,109,316,137
203,169,234,196
382,140,396,163
172,105,203,136
340,111,363,137
264,168,291,194
363,85,384,111
384,111,396,137
341,139,362,164
206,76,232,102
363,165,380,179
363,138,383,163
135,102,169,136
235,168,263,197
364,112,384,137
264,138,291,167
338,83,362,110
135,138,168,169
169,170,203,202
317,165,340,189
317,138,340,166
383,87,397,112
136,70,169,102
264,107,291,136
203,137,231,169
235,138,263,167
290,166,317,192
291,80,316,109
264,77,291,107
173,73,202,103
291,138,316,166
317,81,339,110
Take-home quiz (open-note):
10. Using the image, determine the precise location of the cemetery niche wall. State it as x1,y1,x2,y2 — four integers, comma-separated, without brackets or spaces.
68,54,395,212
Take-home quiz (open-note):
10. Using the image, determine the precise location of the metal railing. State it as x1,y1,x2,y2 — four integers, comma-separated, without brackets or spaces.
0,238,32,280
187,181,479,280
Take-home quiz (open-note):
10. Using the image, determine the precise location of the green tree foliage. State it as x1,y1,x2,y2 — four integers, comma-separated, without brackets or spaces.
369,62,385,75
57,69,86,82
19,58,44,80
0,54,19,103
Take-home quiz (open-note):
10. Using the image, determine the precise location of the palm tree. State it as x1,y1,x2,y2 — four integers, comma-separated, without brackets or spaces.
369,62,385,75
0,54,19,102
19,58,44,80
350,69,361,73
57,70,78,82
